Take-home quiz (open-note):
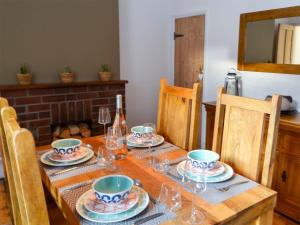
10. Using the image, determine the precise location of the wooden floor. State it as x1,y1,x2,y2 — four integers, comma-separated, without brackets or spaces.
0,180,11,225
0,179,299,225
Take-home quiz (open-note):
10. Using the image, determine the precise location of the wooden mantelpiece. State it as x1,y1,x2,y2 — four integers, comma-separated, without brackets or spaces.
204,101,300,222
0,80,128,91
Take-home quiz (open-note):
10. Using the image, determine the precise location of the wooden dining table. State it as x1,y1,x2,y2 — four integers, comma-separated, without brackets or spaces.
36,136,277,225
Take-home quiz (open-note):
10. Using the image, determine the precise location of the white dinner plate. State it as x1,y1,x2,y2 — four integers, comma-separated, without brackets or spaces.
177,161,234,183
127,134,164,148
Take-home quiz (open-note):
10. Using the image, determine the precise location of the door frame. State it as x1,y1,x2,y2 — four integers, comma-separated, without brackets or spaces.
170,10,209,148
170,10,209,85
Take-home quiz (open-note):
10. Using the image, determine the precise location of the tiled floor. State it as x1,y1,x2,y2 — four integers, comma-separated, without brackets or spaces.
0,179,299,225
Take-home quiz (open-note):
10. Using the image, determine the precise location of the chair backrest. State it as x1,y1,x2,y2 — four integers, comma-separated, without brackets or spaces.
157,78,202,151
0,97,21,224
0,98,9,174
212,87,281,187
1,106,50,225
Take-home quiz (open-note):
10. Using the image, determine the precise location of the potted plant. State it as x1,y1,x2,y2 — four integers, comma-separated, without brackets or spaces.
17,64,32,85
60,66,75,83
98,64,112,81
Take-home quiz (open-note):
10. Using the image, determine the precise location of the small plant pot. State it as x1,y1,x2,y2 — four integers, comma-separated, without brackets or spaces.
98,72,112,82
60,72,75,83
17,73,32,85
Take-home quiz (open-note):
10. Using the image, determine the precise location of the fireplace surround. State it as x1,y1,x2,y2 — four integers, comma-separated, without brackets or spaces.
0,80,127,146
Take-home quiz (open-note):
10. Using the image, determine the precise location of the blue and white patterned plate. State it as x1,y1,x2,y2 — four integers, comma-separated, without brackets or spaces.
48,147,89,163
40,147,94,167
177,161,234,183
127,134,164,148
84,189,139,215
76,186,149,223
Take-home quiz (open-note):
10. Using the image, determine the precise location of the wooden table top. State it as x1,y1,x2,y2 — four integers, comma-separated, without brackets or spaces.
37,136,277,225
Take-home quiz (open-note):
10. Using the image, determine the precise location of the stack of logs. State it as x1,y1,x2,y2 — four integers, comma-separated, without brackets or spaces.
53,123,92,140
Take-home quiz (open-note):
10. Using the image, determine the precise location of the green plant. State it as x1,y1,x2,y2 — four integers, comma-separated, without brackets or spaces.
100,64,111,72
64,66,72,73
20,64,29,74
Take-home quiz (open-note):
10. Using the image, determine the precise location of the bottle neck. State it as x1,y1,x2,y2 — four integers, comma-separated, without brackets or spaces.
116,95,122,110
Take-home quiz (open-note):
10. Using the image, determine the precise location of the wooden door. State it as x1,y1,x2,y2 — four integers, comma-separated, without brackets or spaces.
276,24,294,64
175,15,205,88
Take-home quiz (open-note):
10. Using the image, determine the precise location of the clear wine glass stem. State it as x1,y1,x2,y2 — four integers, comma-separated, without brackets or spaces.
103,123,106,137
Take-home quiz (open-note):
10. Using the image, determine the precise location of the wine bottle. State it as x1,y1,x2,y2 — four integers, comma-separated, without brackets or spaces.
113,94,128,135
112,95,128,159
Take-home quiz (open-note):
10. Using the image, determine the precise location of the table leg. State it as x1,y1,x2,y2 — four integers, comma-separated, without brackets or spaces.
256,209,273,225
244,209,273,225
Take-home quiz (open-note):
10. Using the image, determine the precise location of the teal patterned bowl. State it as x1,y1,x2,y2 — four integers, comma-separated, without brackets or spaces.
51,138,82,156
131,126,154,139
92,175,133,204
187,150,219,170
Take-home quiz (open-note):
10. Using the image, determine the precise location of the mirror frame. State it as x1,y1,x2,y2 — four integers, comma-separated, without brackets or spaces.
238,6,300,75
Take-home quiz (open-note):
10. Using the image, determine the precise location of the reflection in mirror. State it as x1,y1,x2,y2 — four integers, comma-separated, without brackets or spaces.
245,16,300,65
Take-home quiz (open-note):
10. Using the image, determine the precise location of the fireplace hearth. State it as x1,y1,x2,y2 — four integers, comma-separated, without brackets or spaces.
0,80,127,146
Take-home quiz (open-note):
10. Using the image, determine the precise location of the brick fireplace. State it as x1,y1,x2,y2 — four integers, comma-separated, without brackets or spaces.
0,81,127,146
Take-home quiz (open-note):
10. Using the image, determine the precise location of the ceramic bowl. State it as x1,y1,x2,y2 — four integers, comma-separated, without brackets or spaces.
92,175,134,204
187,150,220,170
131,126,154,139
51,138,82,156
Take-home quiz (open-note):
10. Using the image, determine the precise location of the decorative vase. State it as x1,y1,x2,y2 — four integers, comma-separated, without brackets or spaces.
17,73,32,85
60,72,75,83
98,72,112,81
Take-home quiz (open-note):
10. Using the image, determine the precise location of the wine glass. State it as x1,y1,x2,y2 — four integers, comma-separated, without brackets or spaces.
183,160,207,224
98,107,111,137
97,145,119,172
137,123,156,160
142,123,156,151
97,146,109,167
158,183,182,212
106,127,123,161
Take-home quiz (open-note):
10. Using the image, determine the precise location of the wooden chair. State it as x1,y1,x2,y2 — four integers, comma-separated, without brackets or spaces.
157,78,202,151
0,100,67,225
0,97,20,224
1,106,50,225
212,87,281,187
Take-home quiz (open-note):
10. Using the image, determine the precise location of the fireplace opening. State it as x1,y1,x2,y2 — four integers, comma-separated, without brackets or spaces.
51,120,92,141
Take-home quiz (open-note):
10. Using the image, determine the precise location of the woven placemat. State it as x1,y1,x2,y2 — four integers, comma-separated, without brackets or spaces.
60,181,176,225
166,163,259,204
129,142,179,159
36,149,102,182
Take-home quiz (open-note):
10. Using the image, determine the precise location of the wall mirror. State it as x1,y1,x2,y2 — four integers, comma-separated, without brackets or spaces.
238,6,300,74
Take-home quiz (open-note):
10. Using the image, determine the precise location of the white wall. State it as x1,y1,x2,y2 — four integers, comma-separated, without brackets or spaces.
171,0,300,105
171,0,300,146
119,0,300,146
119,0,172,127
